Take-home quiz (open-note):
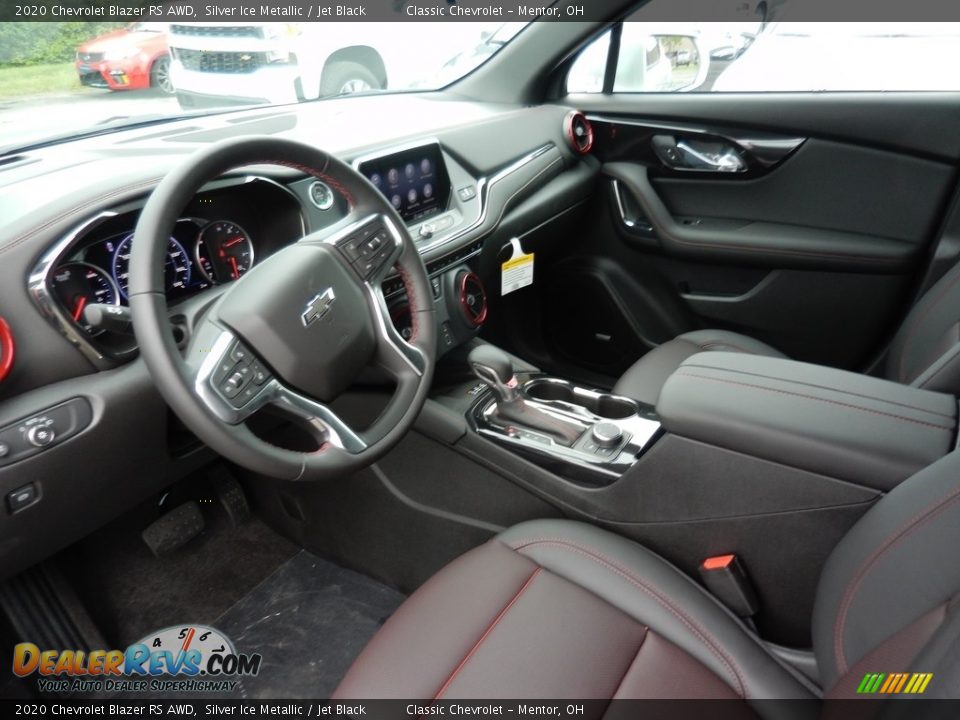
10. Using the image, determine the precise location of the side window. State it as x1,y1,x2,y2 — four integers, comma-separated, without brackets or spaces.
567,22,716,94
567,5,960,93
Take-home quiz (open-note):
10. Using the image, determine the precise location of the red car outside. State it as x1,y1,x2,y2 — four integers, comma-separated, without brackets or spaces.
75,22,172,94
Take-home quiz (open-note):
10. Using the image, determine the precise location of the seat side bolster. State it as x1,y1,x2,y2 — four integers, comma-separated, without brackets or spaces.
498,519,819,700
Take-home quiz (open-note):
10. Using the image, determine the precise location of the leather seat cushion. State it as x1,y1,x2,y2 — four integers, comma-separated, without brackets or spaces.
614,330,786,406
334,520,815,701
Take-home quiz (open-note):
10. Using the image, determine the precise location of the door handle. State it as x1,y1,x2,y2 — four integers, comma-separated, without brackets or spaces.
675,140,746,172
652,134,747,173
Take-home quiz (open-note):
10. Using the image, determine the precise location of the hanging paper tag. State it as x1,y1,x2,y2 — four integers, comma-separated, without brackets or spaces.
501,237,534,296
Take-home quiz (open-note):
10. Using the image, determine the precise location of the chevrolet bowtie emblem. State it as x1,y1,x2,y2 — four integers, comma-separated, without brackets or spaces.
301,288,336,327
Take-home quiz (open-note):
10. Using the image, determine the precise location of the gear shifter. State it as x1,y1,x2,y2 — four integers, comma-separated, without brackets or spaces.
468,346,582,446
468,345,520,403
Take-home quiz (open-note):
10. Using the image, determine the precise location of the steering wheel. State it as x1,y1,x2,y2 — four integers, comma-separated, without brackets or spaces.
129,137,436,481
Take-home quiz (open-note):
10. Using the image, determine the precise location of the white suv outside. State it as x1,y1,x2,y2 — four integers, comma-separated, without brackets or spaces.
168,22,491,108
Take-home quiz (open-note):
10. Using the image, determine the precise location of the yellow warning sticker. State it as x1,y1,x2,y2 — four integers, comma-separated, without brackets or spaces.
501,252,534,296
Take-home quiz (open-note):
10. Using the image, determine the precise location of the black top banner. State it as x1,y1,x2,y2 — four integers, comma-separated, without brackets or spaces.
6,0,960,23
5,699,960,717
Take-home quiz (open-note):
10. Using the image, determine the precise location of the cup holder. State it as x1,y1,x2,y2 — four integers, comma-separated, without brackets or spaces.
593,395,637,420
525,379,638,420
526,381,575,403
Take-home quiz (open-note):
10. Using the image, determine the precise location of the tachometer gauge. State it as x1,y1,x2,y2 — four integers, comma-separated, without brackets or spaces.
112,233,192,298
195,221,254,284
50,262,119,334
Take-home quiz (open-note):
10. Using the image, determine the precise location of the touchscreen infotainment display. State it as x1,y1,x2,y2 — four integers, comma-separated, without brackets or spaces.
357,143,451,224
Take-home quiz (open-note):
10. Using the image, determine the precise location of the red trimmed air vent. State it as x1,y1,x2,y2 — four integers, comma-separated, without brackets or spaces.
457,272,488,328
0,318,14,384
564,111,594,155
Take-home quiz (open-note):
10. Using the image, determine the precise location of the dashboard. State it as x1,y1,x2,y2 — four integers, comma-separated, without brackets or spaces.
26,129,574,370
0,94,594,579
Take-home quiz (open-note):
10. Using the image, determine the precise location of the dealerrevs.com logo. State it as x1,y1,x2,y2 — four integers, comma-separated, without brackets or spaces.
12,624,261,694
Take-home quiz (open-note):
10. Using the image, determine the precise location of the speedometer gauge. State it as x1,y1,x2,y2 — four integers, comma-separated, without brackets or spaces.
50,263,119,335
112,233,191,298
195,221,254,284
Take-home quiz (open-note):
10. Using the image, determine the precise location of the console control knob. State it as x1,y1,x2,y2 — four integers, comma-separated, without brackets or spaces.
26,425,55,448
591,422,622,448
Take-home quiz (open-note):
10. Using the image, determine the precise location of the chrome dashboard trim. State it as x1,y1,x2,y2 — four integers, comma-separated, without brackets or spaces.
28,210,120,367
611,180,635,228
418,142,554,257
353,139,555,258
27,175,306,368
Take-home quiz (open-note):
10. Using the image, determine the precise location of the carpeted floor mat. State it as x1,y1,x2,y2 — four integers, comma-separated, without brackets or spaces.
213,550,406,699
61,515,301,647
61,504,404,699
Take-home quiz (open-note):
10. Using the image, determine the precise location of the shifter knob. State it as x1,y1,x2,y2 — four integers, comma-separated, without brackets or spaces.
468,345,519,403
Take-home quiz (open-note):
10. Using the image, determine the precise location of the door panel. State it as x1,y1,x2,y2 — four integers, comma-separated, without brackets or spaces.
539,92,959,376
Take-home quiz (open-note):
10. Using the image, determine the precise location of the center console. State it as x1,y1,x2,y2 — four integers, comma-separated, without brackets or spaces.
657,351,959,491
464,346,661,486
458,345,959,494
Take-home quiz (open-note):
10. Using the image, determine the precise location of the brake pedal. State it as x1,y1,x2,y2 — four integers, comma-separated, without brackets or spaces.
141,501,204,557
209,465,251,528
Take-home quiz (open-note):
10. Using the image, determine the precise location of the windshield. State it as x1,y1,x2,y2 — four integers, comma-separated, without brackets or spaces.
0,19,527,154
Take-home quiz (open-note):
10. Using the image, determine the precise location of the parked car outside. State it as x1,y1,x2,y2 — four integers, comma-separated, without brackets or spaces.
167,21,491,109
74,22,172,94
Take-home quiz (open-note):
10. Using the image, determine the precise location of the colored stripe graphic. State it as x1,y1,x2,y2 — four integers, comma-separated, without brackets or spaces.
857,672,932,694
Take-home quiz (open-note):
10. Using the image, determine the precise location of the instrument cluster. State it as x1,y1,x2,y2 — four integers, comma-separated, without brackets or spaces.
50,217,254,336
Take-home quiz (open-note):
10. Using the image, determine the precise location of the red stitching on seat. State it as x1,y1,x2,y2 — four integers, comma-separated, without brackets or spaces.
507,538,746,698
432,568,542,700
673,372,954,431
833,485,960,675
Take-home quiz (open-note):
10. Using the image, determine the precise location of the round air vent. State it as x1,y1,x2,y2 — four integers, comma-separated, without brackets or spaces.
564,111,594,155
457,271,488,328
0,317,14,384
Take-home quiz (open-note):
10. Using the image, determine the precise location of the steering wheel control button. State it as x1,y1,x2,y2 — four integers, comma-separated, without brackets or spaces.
337,224,385,264
356,242,395,279
340,237,364,262
26,425,56,448
250,361,271,386
7,484,38,514
221,364,254,398
229,343,250,364
592,422,623,448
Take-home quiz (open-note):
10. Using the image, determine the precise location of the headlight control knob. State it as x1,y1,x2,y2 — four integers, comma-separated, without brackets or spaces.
26,425,56,448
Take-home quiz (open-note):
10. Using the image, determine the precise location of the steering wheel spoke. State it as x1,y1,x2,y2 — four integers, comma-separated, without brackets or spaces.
131,136,435,481
191,326,368,453
367,282,427,379
270,384,368,454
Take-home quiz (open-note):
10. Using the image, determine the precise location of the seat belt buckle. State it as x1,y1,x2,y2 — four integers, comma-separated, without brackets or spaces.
698,554,759,619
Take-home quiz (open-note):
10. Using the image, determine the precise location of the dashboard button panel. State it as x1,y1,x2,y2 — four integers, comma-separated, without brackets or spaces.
0,398,93,468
